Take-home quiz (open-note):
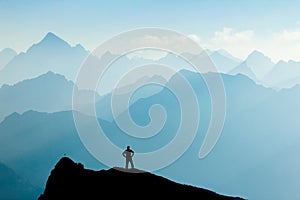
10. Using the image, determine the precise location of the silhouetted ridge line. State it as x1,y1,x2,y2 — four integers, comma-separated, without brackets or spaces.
38,157,245,200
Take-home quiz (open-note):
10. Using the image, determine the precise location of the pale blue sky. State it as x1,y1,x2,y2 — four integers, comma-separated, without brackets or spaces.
1,0,300,62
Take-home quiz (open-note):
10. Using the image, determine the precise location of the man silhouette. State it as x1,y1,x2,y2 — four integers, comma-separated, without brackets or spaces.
122,146,134,169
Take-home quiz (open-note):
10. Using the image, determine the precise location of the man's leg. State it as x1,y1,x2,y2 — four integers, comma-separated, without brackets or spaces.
129,159,134,169
125,159,129,169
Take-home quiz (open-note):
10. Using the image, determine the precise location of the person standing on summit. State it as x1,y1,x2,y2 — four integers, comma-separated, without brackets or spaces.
122,146,135,169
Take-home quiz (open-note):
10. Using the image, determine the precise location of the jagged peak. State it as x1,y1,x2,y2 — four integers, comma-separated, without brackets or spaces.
2,112,21,122
74,43,84,49
246,50,270,60
39,71,66,79
42,32,64,42
26,32,71,53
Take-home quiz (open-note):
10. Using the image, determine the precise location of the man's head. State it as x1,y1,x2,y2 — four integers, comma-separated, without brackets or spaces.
127,146,130,150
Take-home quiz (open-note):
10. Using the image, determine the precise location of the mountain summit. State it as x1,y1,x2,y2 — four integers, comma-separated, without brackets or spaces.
0,32,89,86
229,50,274,81
43,32,64,42
28,32,74,54
38,157,245,200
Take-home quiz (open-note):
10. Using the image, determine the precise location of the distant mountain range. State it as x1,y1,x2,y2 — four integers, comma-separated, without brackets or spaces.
1,32,300,200
0,32,89,86
0,70,163,123
229,50,300,88
263,60,300,88
208,50,242,73
229,50,274,82
0,69,300,199
38,157,245,200
0,161,42,200
0,71,74,122
0,110,106,188
1,32,300,89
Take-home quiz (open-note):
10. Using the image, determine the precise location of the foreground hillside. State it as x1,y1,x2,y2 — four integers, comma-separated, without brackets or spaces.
38,157,245,200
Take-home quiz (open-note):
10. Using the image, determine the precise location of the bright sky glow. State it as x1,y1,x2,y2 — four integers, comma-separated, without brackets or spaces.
1,0,300,62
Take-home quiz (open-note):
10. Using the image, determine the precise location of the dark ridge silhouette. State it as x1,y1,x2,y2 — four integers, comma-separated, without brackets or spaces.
38,157,245,200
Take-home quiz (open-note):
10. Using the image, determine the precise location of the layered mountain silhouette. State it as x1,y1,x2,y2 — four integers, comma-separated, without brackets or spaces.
0,71,103,122
0,110,105,188
0,161,42,200
229,50,274,81
207,49,242,73
0,71,74,122
38,157,245,200
0,32,89,86
0,70,165,123
1,32,300,89
263,60,300,88
229,50,300,88
1,69,300,199
1,31,300,200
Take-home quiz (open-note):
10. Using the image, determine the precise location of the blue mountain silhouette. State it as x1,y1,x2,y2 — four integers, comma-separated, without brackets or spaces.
0,32,89,86
0,71,101,122
1,69,300,199
0,71,73,122
0,161,42,200
0,110,106,188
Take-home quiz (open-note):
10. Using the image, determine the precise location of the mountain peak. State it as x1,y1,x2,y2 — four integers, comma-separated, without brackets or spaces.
74,44,87,51
247,50,266,59
35,32,70,49
241,50,274,79
43,32,62,41
246,50,274,64
45,32,57,38
245,50,274,65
